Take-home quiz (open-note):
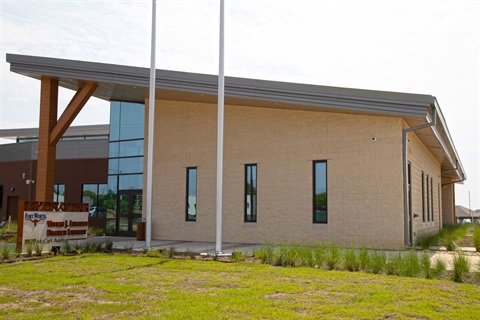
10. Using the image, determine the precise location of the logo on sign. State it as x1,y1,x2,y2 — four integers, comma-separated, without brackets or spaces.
24,212,47,227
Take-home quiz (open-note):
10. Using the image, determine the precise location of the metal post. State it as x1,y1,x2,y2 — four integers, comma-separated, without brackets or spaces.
469,191,472,222
145,0,156,250
215,0,225,253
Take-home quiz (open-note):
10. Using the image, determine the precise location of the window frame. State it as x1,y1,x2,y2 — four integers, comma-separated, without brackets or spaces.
431,177,434,222
313,160,328,224
244,164,257,223
185,167,197,222
426,174,430,222
421,171,425,222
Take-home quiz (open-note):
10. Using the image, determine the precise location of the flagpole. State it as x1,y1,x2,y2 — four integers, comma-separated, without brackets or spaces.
215,0,225,253
145,0,156,250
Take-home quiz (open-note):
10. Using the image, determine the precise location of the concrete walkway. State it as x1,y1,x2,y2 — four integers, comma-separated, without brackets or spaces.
93,236,262,255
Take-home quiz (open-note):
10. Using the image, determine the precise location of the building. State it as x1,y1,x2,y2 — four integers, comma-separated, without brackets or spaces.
455,205,480,224
5,53,466,249
0,125,109,229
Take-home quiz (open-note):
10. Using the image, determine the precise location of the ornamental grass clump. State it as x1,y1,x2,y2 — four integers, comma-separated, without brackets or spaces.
402,252,421,277
385,252,403,276
275,245,302,267
432,258,446,279
369,251,387,274
343,248,359,272
33,242,43,257
452,253,470,283
415,233,438,250
25,242,33,257
473,226,480,252
312,246,326,268
358,247,370,271
254,245,274,264
1,244,12,259
231,249,248,262
61,241,72,254
325,244,341,270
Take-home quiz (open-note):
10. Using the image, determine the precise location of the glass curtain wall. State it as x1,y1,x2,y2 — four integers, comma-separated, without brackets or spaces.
107,101,145,236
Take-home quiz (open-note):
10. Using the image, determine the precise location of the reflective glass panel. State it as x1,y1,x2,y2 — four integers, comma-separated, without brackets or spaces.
119,157,143,174
119,140,144,157
109,142,119,158
186,168,197,221
245,165,257,222
109,101,121,141
119,102,144,141
119,174,143,190
314,161,327,223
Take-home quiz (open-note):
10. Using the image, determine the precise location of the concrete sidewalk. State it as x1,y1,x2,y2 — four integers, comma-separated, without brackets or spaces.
92,236,262,255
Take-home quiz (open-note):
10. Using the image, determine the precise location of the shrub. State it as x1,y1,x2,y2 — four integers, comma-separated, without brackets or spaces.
358,247,370,271
325,244,341,270
254,246,274,264
105,240,113,252
122,242,134,254
441,233,458,251
277,245,303,267
432,258,446,279
185,248,196,260
386,252,403,276
33,242,43,256
74,241,84,254
415,233,437,250
167,246,176,258
402,252,420,277
145,249,162,258
61,241,72,254
473,226,480,252
25,242,33,257
231,249,248,262
420,253,433,279
343,248,359,272
1,244,12,259
452,253,470,283
369,251,387,274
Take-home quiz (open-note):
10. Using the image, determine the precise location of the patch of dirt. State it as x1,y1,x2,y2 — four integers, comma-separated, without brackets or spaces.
457,235,475,248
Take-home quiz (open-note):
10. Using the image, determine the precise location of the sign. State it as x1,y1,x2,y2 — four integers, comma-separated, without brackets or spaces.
17,201,89,253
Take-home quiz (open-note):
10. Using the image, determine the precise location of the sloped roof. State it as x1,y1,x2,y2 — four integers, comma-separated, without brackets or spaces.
6,53,465,182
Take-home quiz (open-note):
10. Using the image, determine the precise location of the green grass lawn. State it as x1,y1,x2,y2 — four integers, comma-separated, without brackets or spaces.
0,254,479,319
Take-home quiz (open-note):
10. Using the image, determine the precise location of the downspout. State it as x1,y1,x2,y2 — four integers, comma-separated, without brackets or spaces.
403,108,437,246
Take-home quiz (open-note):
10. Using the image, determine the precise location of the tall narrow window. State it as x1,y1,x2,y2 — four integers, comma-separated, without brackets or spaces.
421,172,425,222
313,161,327,223
431,177,434,222
186,168,197,221
426,174,430,222
245,164,257,222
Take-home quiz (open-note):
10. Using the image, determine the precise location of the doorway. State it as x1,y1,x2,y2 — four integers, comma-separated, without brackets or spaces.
117,190,142,237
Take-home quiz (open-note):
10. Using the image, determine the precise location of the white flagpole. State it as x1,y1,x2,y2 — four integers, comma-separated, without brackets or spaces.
215,0,225,253
145,0,156,250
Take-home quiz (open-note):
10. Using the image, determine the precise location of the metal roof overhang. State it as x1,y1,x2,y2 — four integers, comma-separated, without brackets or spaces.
6,53,465,182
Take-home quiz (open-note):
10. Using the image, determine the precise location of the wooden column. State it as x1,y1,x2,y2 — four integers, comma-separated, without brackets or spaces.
36,76,58,201
35,77,98,202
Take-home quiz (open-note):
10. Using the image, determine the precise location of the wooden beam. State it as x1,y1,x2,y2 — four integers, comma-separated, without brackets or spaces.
49,81,98,145
36,76,58,201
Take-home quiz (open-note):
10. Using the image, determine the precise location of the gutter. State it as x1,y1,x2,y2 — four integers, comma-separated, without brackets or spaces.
403,108,437,246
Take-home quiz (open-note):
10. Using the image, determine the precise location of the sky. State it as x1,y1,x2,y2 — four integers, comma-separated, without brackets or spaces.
0,0,479,209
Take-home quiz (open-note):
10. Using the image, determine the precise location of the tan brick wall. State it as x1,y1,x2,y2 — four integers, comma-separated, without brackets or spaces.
442,183,455,225
149,100,407,249
406,129,442,241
